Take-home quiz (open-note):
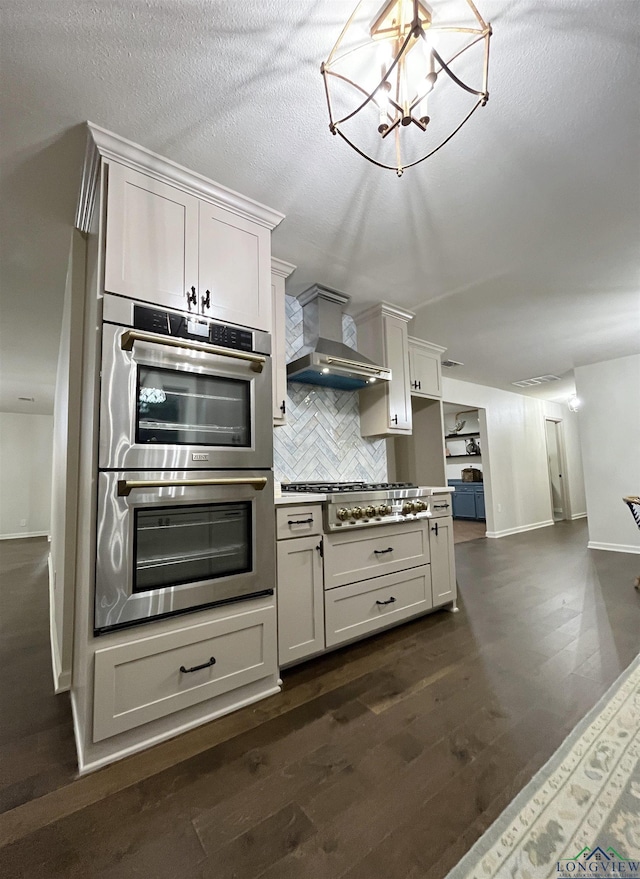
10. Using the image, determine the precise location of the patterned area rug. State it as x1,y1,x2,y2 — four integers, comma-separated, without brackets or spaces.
446,653,640,879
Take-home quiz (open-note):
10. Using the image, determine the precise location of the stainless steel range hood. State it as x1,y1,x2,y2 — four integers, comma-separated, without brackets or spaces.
287,285,391,390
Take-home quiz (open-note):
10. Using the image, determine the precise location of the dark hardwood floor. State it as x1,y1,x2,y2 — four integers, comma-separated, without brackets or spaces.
1,523,638,879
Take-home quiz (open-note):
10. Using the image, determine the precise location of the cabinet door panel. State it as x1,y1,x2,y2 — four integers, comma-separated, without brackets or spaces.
277,536,324,665
105,163,199,311
384,315,412,431
93,605,276,741
452,491,476,519
475,489,486,520
325,566,431,648
409,346,441,397
429,517,457,606
198,204,271,331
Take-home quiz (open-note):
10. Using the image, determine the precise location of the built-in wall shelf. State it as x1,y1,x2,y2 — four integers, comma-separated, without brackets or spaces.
445,432,481,440
447,454,482,459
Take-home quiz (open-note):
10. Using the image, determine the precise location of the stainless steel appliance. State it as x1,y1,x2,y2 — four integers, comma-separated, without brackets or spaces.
281,482,452,532
95,470,275,633
287,285,391,390
99,293,273,470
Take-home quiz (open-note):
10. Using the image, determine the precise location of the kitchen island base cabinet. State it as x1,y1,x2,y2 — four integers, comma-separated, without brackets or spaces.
93,603,278,743
325,566,432,648
429,516,457,606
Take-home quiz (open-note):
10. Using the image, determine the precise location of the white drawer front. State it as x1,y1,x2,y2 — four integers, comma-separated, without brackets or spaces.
276,505,323,539
324,520,429,590
325,566,432,648
94,605,276,742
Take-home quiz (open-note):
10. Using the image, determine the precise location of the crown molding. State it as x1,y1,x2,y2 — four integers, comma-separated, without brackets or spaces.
271,257,296,279
354,301,415,324
75,122,285,234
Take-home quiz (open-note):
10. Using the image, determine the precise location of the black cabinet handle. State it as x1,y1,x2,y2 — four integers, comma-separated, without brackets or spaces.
316,540,323,558
180,656,216,674
432,522,439,536
186,286,197,309
433,503,450,509
391,414,398,425
280,400,286,415
288,517,314,525
201,289,211,310
417,380,421,390
376,596,396,606
374,547,394,554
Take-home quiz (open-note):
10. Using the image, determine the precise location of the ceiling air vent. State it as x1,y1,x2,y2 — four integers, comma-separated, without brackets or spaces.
442,359,464,368
512,375,561,388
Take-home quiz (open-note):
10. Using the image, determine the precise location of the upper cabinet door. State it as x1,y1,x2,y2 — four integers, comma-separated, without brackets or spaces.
198,203,271,332
104,163,199,313
408,339,443,398
384,314,412,431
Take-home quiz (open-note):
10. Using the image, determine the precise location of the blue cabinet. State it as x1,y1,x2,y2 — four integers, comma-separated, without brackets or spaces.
449,480,485,520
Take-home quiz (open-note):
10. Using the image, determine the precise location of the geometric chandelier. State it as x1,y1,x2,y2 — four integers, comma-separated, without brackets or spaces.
321,0,492,176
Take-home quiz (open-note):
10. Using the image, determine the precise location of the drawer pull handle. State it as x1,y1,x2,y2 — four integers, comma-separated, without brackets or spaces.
180,656,216,674
374,547,394,554
288,517,314,525
433,503,450,509
376,596,396,606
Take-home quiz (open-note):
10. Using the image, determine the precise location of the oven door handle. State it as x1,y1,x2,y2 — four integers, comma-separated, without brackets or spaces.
117,476,268,497
120,329,266,373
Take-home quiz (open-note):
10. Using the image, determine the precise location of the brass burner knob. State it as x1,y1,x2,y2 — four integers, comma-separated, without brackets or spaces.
402,501,415,514
351,506,363,519
337,508,351,521
414,500,426,512
365,506,376,518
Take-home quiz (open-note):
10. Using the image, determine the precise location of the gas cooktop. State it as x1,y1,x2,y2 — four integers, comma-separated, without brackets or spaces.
281,481,416,494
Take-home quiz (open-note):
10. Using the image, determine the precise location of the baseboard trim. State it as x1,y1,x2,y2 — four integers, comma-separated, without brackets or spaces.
48,554,71,693
0,530,49,541
76,683,282,776
588,541,640,555
571,512,587,520
486,520,554,539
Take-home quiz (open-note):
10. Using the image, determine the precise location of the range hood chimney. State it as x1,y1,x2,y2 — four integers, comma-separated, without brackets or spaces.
287,285,391,390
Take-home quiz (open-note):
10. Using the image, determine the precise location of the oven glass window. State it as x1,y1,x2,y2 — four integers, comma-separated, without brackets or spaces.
133,502,252,593
136,366,250,447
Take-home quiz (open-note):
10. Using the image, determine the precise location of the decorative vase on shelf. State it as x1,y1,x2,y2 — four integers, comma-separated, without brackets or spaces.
466,437,480,455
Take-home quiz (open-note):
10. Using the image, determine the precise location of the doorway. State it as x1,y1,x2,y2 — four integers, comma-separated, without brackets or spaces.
443,403,488,543
545,418,569,522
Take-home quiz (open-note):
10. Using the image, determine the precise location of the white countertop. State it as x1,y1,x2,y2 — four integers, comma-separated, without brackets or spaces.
274,493,327,505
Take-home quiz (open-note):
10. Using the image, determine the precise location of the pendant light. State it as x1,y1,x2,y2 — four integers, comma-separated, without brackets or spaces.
321,0,492,176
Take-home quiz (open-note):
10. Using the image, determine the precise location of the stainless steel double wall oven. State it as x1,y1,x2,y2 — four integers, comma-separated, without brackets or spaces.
95,294,275,633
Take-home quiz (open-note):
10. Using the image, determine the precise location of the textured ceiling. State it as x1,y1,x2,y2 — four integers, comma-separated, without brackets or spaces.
1,0,639,414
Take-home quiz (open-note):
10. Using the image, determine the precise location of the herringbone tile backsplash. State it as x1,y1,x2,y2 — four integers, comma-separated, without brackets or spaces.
273,296,387,483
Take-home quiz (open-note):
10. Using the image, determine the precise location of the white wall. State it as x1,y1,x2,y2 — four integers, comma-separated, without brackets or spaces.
575,353,640,553
0,413,53,538
442,377,586,538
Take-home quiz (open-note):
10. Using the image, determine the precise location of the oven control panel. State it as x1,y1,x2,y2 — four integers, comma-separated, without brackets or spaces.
133,304,255,352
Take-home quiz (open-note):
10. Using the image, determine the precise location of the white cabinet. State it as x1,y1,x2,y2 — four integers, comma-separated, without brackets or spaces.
93,603,277,742
428,516,457,606
275,505,325,666
325,566,432,648
356,303,415,437
271,258,296,426
408,337,446,399
323,520,429,591
105,162,199,314
104,159,283,332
